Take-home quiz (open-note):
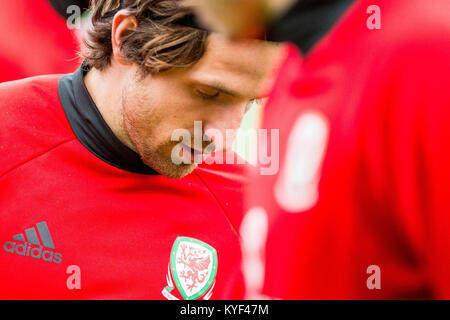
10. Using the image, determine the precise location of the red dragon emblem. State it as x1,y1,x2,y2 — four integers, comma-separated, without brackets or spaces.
177,244,211,292
162,237,218,300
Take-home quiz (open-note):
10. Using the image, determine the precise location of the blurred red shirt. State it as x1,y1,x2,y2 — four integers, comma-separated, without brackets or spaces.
243,0,450,299
0,0,80,82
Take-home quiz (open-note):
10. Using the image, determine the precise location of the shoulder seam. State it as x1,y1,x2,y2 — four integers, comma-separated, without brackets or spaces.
194,170,241,240
0,138,76,181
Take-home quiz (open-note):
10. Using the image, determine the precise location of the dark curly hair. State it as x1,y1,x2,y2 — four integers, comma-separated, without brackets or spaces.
83,0,209,75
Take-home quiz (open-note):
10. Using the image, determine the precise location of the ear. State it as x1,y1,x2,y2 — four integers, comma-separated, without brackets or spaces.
111,10,139,66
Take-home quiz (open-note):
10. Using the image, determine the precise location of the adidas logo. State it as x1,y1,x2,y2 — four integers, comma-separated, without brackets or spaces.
3,221,62,264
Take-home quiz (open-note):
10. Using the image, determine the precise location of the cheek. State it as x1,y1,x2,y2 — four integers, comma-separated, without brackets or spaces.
122,85,158,143
123,76,205,144
122,89,183,146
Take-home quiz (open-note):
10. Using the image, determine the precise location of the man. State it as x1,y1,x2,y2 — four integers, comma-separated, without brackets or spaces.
0,0,278,299
189,0,450,298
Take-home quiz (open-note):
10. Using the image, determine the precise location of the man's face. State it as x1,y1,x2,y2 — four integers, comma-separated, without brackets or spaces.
120,34,279,179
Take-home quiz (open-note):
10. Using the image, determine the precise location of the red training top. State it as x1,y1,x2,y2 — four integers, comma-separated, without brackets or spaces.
0,75,246,300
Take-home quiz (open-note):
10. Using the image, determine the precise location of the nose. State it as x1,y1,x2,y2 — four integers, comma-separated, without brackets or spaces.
203,104,246,152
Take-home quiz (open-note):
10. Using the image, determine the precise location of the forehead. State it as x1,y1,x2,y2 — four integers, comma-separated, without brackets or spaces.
185,34,280,99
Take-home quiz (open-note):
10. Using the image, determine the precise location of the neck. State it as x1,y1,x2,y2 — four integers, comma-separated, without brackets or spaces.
84,64,136,152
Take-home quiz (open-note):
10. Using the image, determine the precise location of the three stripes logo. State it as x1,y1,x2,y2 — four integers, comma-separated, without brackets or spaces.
3,221,62,264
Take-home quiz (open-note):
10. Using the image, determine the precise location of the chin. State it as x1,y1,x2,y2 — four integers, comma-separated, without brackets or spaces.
135,142,198,179
161,164,198,179
143,156,198,179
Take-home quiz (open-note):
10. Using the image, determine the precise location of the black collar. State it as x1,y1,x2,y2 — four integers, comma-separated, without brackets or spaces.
58,64,159,175
267,0,355,55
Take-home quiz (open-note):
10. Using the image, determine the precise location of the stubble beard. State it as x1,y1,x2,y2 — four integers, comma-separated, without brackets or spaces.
120,80,197,179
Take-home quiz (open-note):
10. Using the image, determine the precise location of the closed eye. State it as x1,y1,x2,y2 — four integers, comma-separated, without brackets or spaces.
194,87,220,100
